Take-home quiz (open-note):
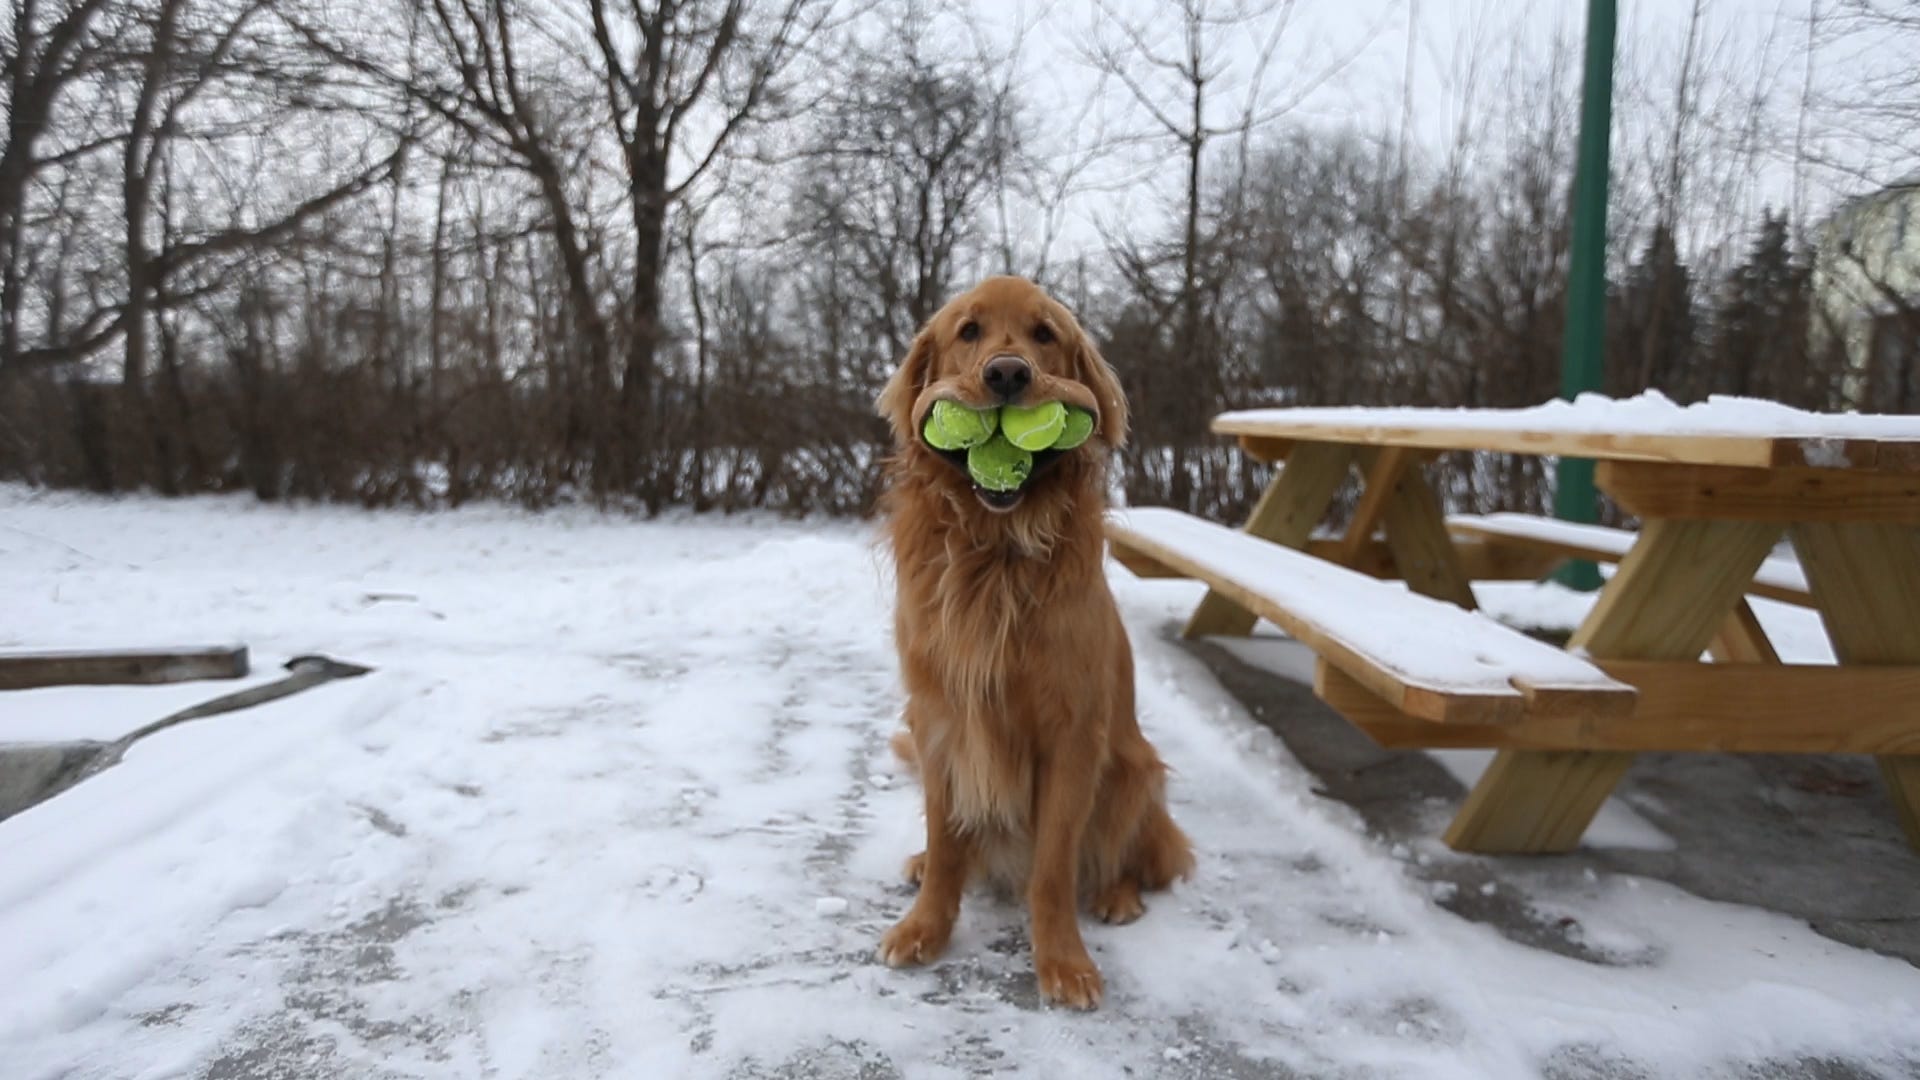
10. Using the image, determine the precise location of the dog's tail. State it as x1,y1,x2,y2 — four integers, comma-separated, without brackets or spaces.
889,729,920,779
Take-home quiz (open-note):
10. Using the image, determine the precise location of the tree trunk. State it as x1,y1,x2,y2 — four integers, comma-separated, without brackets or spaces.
624,139,669,510
685,221,711,512
122,0,184,492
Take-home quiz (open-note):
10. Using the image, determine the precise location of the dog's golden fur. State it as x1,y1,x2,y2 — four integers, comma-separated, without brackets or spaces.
874,276,1193,1009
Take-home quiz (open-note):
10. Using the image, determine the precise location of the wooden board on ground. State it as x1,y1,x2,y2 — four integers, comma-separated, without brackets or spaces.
0,646,250,691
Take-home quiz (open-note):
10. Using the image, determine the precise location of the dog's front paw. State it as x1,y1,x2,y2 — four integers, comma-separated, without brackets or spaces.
878,911,952,967
1035,947,1104,1009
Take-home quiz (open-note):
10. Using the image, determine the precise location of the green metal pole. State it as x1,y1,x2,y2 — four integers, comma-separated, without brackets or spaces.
1552,0,1617,592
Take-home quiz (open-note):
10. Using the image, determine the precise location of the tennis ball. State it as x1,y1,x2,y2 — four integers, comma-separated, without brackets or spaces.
999,401,1067,451
923,400,998,450
967,434,1033,492
1053,407,1095,450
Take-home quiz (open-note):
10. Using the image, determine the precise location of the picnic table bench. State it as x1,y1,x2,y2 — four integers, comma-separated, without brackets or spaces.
1107,399,1920,854
1445,514,1813,609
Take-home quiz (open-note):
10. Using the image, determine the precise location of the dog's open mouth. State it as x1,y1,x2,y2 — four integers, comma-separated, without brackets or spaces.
974,486,1024,511
927,446,1067,513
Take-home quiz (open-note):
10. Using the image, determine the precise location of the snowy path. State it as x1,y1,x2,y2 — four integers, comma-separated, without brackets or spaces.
4,490,1919,1079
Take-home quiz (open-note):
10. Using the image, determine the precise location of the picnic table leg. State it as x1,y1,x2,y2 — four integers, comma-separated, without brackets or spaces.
1371,452,1479,610
1183,441,1353,639
1444,518,1782,853
1334,448,1410,564
1790,522,1920,850
1709,600,1780,664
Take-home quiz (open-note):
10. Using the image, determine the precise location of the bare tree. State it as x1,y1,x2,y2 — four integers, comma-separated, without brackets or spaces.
788,8,1021,368
583,0,826,505
5,0,403,383
1819,0,1920,174
1,0,118,374
1084,0,1370,508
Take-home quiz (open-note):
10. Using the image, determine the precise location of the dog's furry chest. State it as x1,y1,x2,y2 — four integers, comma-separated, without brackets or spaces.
936,710,1034,836
911,545,1059,696
886,491,1111,855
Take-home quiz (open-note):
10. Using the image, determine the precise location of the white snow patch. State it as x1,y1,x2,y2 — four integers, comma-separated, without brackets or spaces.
1,486,1915,1080
1111,508,1625,696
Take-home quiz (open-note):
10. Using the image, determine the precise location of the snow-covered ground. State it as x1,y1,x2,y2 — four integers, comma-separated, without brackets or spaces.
4,487,1918,1079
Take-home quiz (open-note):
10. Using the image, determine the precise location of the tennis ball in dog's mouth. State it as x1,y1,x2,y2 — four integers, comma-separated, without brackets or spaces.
967,434,1033,492
1053,407,1096,450
998,401,1067,451
922,400,998,450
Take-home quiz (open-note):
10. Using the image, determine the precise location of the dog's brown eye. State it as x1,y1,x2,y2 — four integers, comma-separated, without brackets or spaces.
958,321,980,342
1032,323,1055,345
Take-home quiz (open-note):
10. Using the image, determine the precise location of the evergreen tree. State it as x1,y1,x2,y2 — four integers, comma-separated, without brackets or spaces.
1711,210,1818,406
1609,222,1699,400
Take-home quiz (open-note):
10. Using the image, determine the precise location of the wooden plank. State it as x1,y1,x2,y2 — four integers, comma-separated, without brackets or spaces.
1598,660,1920,752
1444,749,1636,852
1446,514,1813,606
1211,411,1920,470
1305,538,1399,579
1452,536,1564,582
1300,535,1565,583
1569,519,1784,657
1335,448,1410,565
1708,600,1781,664
1791,521,1920,849
1215,414,1781,466
1236,435,1294,464
1320,661,1920,753
1600,461,1920,524
1443,518,1781,853
0,646,249,691
1138,527,1523,725
1791,523,1920,663
1875,440,1920,472
1314,662,1493,747
1184,440,1353,639
1373,454,1479,610
1110,544,1187,579
1446,517,1630,565
1113,510,1635,726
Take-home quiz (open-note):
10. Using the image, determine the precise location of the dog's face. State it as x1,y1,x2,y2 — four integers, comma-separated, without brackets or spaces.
877,276,1128,514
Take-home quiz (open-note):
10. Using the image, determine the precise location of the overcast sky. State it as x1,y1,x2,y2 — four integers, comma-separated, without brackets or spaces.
909,0,1907,269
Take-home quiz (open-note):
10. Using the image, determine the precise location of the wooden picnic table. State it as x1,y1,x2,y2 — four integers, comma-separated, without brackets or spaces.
1172,401,1920,855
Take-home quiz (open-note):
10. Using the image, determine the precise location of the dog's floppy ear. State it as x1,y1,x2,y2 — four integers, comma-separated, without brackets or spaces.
876,325,937,445
1073,326,1129,449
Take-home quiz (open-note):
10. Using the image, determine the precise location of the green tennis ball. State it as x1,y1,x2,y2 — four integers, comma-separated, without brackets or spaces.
999,401,1067,451
1053,407,1095,450
966,435,1033,492
923,400,998,450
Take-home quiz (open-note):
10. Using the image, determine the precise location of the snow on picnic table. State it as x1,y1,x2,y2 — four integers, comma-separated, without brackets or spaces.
1216,390,1920,441
2,487,1918,1079
1108,508,1626,699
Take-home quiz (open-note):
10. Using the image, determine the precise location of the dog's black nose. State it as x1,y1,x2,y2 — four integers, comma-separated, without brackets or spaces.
982,356,1032,400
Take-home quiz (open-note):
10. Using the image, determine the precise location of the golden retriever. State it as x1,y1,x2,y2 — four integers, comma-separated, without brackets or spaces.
874,276,1193,1009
